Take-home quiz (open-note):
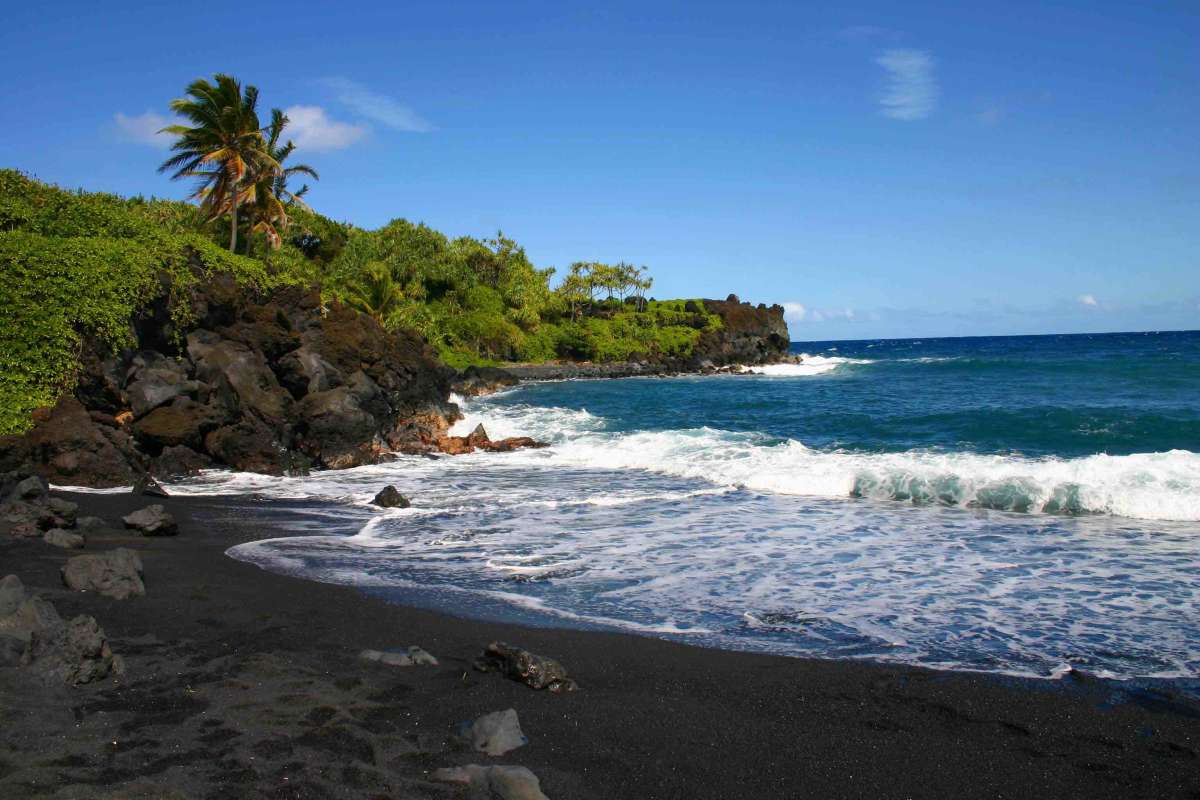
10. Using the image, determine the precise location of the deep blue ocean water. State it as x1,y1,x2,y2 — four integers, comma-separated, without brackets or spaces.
173,331,1200,680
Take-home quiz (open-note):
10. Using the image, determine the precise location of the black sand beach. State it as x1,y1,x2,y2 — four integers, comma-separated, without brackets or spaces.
2,490,1198,799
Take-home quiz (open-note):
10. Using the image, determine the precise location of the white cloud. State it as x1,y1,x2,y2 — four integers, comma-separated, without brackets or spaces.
1078,294,1099,307
321,77,432,132
283,105,367,151
114,111,173,148
876,49,938,121
783,302,807,322
784,304,857,323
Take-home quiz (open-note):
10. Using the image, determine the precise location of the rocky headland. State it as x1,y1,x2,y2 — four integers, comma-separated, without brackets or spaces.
490,296,793,384
0,284,790,487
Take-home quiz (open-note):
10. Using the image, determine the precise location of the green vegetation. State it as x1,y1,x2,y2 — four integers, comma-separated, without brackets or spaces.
319,224,720,367
0,72,723,434
0,169,297,434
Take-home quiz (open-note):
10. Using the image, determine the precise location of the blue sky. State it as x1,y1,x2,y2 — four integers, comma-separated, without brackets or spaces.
2,0,1197,339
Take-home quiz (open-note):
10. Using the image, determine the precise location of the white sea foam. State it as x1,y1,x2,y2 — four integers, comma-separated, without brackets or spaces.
740,353,874,377
458,400,1200,522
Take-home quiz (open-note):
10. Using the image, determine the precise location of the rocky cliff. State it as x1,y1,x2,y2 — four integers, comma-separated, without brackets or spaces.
503,295,792,381
0,286,790,487
0,274,460,487
692,295,791,367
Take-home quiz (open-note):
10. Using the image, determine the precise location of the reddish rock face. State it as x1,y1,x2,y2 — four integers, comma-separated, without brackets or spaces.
0,397,142,488
434,424,547,456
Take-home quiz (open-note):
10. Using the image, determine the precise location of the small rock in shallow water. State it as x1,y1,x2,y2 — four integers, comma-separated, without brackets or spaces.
131,475,169,497
61,549,145,599
122,504,178,536
371,485,410,508
474,641,577,692
433,764,549,800
44,529,85,549
461,708,528,756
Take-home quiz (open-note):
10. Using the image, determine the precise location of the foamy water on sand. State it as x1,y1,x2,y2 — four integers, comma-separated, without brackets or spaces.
160,332,1200,681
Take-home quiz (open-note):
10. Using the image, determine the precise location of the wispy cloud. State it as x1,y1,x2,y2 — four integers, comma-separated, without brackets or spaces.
876,49,938,121
283,105,367,151
783,303,858,323
114,110,173,148
1078,293,1099,308
321,77,432,133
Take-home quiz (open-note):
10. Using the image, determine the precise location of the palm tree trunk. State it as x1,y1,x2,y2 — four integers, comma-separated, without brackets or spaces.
229,197,239,252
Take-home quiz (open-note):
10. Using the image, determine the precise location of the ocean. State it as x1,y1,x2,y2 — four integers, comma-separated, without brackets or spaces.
173,331,1200,681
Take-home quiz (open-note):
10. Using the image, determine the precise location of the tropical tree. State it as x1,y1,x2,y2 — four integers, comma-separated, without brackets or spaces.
264,109,319,208
245,109,320,250
158,74,278,252
343,261,403,323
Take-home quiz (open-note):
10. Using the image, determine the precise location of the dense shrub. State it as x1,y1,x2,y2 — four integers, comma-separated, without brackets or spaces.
0,170,289,434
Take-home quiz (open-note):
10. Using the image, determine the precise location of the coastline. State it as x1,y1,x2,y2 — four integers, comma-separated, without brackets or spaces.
3,490,1198,798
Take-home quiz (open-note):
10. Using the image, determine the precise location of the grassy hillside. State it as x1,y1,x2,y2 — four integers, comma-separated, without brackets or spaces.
0,170,720,434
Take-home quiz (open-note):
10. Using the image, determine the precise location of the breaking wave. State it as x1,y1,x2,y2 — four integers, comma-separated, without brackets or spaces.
452,400,1200,522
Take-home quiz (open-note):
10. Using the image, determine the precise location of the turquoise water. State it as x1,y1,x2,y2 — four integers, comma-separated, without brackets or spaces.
186,331,1200,680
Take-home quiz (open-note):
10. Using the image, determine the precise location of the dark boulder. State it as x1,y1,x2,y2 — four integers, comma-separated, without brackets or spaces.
74,347,128,415
0,397,141,487
371,485,410,508
131,474,169,497
26,614,124,684
204,419,293,475
473,641,577,692
8,474,48,502
277,347,343,399
151,445,212,479
61,549,145,599
187,331,295,429
124,351,203,418
132,399,226,452
2,497,74,533
297,387,380,469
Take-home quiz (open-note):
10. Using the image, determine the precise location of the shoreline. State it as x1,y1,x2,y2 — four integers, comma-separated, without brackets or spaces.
2,490,1198,798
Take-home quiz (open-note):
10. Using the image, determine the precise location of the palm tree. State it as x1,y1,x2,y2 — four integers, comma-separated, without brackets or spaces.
246,109,320,250
265,109,319,208
158,74,279,252
344,262,403,324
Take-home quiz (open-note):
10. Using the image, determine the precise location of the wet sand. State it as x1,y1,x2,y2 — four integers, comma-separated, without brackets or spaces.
1,490,1198,799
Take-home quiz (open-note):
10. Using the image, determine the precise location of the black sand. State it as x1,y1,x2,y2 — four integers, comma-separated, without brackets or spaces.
2,490,1198,799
